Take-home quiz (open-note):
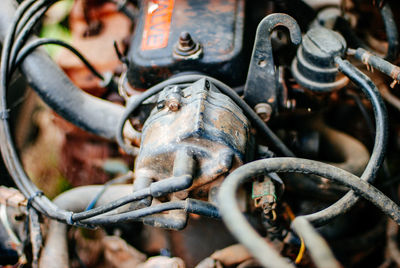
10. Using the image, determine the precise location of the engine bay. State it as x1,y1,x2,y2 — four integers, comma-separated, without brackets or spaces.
1,0,400,267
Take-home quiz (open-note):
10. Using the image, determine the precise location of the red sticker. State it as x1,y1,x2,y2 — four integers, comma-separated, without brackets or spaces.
141,0,174,51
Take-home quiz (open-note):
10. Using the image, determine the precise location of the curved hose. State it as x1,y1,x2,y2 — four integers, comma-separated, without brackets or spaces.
303,58,388,226
0,0,126,223
380,3,399,62
40,185,219,268
218,157,400,267
13,38,104,80
0,0,124,140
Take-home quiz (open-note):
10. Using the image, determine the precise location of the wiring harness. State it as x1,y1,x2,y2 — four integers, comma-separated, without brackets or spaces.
2,0,400,267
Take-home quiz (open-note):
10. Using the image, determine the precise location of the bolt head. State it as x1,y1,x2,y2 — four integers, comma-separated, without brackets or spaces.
167,99,180,111
176,31,197,53
255,103,272,122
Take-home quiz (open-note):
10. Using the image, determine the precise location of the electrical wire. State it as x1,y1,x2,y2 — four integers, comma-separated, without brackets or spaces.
284,204,305,264
380,2,399,62
8,0,51,72
1,0,37,87
85,171,133,211
13,38,104,80
218,157,400,267
0,0,392,239
291,217,341,268
0,0,67,221
295,237,306,264
0,0,123,225
0,0,131,225
80,198,220,226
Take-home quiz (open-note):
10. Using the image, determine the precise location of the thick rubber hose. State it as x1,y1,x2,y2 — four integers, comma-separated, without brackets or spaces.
0,0,124,140
303,58,388,226
218,157,400,267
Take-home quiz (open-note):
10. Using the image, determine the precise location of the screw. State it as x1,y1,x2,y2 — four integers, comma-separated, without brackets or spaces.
167,99,180,111
255,103,272,122
166,86,181,112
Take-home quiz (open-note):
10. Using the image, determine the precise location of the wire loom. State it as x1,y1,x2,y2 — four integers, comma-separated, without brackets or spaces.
0,0,400,267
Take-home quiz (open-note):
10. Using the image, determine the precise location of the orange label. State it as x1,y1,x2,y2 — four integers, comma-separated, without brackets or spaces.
141,0,174,51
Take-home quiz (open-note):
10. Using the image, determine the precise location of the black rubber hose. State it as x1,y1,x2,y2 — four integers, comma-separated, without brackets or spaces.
71,188,150,222
71,173,193,221
218,158,400,267
381,3,399,62
0,0,124,140
0,0,37,199
1,0,36,87
81,198,220,225
353,47,400,82
0,0,124,223
117,74,295,157
0,0,67,220
8,0,50,72
303,58,388,226
13,38,104,80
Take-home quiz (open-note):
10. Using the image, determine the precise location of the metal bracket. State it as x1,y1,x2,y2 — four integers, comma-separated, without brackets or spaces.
244,13,301,113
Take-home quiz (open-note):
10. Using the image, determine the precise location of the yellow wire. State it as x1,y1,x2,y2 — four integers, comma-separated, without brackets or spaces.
295,236,306,264
284,205,306,264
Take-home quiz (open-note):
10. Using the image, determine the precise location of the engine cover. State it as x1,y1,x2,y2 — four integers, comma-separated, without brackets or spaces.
126,0,246,90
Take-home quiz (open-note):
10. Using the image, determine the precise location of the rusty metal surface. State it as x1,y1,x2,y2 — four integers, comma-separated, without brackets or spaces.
103,235,147,268
57,0,131,96
127,0,245,89
4,0,400,267
199,244,253,267
0,188,28,266
53,117,133,187
0,187,27,210
134,78,253,198
52,0,134,187
243,13,301,111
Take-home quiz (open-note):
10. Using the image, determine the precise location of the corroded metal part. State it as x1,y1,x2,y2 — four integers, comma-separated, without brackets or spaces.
243,13,302,111
134,78,253,198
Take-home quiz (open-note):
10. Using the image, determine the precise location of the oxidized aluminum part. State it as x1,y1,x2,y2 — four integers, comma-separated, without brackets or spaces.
134,78,253,198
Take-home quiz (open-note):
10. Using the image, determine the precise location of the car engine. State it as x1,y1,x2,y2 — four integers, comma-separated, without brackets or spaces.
0,0,400,267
